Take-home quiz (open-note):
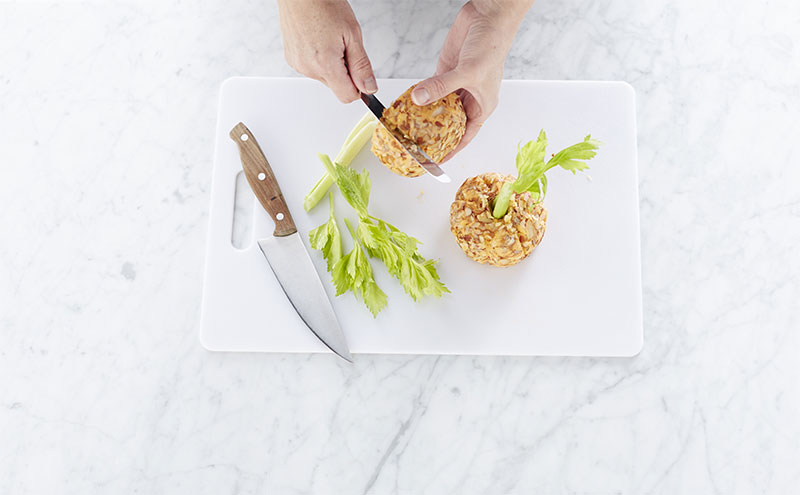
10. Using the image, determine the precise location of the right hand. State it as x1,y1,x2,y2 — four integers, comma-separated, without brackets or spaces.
277,0,377,103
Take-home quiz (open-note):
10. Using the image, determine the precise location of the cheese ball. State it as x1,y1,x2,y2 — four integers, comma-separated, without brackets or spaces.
450,173,548,267
371,84,467,177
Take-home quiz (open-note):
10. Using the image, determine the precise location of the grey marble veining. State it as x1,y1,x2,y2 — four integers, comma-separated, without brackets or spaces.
1,0,798,493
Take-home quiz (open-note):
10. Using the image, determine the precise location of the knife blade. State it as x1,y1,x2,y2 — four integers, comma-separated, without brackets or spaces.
360,92,451,183
229,122,353,362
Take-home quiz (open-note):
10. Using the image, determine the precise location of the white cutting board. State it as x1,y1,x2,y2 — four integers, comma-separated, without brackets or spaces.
200,77,642,357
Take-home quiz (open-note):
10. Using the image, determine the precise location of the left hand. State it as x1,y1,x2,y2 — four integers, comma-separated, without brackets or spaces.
411,0,534,161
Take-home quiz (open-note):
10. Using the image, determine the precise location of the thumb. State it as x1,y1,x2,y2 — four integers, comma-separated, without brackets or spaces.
345,39,378,94
411,70,465,106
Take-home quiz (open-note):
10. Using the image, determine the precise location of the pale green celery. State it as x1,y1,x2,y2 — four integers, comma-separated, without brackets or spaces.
303,113,377,212
492,133,600,218
492,182,514,218
319,153,336,178
343,217,358,240
339,112,375,153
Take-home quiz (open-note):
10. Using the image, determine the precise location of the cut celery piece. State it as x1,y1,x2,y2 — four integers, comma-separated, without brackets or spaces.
304,113,377,212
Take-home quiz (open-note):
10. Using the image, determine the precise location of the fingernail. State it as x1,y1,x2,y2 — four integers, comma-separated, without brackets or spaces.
412,87,429,105
363,76,378,94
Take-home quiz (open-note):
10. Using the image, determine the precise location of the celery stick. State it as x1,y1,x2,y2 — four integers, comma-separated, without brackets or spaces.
304,114,377,212
335,120,376,165
339,113,374,153
492,182,514,218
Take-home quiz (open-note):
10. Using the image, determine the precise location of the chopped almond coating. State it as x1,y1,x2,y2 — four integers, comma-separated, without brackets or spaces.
450,173,547,267
371,84,466,177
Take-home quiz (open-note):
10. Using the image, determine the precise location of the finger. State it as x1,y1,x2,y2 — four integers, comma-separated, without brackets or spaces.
325,61,361,103
436,3,474,75
411,69,466,106
344,38,378,94
439,90,484,162
440,119,482,163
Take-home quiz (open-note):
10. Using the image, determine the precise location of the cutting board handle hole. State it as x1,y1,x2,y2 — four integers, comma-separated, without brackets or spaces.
240,134,248,141
257,172,266,181
231,171,255,250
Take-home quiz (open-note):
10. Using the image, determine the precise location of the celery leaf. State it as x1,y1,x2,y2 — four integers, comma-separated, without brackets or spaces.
494,130,602,218
546,135,603,173
330,224,387,317
308,193,342,271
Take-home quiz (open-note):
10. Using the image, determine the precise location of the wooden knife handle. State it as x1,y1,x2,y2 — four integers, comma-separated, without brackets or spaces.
230,122,297,237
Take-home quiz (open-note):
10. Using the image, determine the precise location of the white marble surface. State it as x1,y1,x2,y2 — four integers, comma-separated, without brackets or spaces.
1,0,798,493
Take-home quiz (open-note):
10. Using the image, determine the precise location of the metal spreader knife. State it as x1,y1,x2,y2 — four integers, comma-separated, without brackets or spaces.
360,92,451,183
230,122,353,362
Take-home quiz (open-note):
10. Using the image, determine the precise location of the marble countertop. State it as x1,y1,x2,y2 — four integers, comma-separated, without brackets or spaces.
1,0,798,493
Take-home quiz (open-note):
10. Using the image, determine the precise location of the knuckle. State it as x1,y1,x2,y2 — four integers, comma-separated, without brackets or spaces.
293,61,310,75
459,2,478,22
457,59,480,74
487,95,499,112
284,51,297,68
428,77,451,98
348,22,363,39
344,85,359,101
349,55,372,73
336,90,358,103
331,79,359,103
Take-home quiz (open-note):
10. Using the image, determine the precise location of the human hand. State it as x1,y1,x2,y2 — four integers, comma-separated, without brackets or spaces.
277,0,377,103
411,0,534,160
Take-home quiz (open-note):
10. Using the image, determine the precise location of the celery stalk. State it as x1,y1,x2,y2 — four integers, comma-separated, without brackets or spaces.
304,113,377,212
492,182,514,218
318,153,336,177
339,112,375,152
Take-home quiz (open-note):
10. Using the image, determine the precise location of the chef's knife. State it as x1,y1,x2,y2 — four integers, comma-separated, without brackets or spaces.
229,122,353,362
360,92,451,183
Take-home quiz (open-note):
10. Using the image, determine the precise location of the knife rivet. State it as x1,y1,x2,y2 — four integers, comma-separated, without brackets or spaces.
241,134,248,141
257,172,266,181
276,213,284,220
